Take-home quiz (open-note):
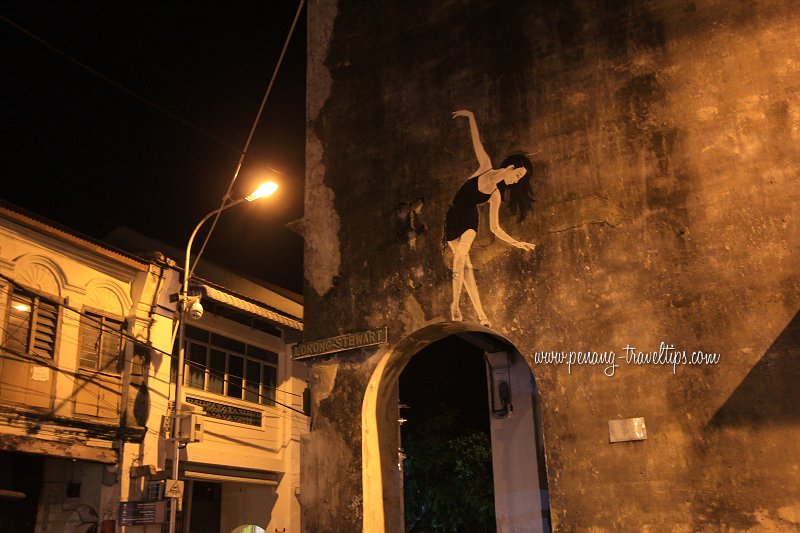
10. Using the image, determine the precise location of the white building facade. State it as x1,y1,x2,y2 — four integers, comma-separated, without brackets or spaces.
0,204,306,533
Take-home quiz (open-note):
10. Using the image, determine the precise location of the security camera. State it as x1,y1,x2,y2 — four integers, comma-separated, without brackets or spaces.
189,299,204,320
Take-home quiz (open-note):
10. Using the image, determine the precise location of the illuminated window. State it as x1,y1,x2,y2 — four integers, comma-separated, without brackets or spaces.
78,311,124,373
177,325,277,406
3,288,59,358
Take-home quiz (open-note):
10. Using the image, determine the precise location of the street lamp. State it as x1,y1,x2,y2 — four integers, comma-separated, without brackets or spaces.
168,181,278,533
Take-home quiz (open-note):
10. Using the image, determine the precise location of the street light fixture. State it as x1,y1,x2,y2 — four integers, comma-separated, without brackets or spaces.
168,181,278,533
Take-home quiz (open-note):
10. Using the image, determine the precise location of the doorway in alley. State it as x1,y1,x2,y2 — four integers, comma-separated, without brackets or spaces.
362,324,551,533
186,481,221,533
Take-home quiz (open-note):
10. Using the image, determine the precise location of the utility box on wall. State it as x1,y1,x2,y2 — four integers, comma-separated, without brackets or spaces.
177,413,204,443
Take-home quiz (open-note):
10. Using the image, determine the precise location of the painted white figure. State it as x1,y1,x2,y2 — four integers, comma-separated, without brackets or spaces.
445,110,537,326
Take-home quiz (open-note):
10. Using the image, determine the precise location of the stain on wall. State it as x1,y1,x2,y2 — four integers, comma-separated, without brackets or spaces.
301,354,378,532
302,0,800,530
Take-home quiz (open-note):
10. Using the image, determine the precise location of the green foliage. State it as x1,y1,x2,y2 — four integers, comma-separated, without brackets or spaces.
402,403,495,532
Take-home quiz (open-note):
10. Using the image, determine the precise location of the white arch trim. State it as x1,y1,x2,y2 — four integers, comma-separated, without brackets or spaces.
361,321,517,532
13,254,68,296
85,278,133,316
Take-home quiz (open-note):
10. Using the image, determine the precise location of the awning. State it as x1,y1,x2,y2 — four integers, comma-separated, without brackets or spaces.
193,284,303,331
183,471,278,486
164,460,281,486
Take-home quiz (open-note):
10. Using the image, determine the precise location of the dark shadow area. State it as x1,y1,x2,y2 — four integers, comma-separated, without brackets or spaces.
710,309,800,427
132,344,151,427
399,335,494,533
0,450,43,533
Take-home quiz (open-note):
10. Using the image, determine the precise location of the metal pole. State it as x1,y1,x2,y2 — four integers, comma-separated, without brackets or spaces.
168,198,245,533
168,303,187,533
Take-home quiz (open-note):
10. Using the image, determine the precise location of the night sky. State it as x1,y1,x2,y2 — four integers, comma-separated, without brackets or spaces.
400,336,491,435
1,3,306,293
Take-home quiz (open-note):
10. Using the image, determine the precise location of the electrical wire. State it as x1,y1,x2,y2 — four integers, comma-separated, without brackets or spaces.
0,327,122,414
0,12,274,161
0,316,307,417
189,0,305,279
0,322,307,429
0,272,303,399
0,288,309,433
0,276,306,414
177,358,306,416
0,4,309,415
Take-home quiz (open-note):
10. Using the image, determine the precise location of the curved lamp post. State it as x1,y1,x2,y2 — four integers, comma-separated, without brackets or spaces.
169,181,278,533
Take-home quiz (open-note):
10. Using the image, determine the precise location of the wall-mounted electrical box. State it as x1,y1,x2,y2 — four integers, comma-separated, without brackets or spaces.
178,413,204,443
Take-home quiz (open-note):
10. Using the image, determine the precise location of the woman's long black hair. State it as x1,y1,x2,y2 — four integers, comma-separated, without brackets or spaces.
497,153,535,222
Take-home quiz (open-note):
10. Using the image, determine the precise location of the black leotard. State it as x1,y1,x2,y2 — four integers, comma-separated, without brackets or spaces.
444,175,492,242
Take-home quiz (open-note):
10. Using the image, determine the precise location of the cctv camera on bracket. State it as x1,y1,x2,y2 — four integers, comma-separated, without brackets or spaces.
188,299,204,320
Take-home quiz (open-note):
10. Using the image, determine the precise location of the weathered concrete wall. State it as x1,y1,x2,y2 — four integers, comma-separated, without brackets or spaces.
302,0,800,531
300,353,378,532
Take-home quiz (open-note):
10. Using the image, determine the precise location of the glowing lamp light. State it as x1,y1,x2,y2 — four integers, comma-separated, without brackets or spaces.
12,303,31,312
245,181,278,202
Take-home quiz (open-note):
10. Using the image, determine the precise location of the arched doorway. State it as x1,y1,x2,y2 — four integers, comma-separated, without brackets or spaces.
362,323,550,532
399,335,494,531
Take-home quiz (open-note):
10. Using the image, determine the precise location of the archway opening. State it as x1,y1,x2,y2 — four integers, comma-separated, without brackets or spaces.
362,324,551,533
399,335,494,532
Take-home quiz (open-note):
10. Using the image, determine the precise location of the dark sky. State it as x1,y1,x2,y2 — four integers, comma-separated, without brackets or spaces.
400,336,490,435
1,3,306,293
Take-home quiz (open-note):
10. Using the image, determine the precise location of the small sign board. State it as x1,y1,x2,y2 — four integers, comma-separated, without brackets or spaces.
292,327,388,360
30,366,49,382
608,417,647,443
165,479,184,499
119,500,166,526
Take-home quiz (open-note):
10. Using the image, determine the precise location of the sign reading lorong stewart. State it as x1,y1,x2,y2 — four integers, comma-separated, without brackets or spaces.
292,328,387,360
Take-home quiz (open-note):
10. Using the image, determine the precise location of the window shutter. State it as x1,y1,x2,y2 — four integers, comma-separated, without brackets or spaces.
100,325,123,372
5,292,33,352
4,289,58,358
32,300,58,358
79,312,123,372
78,314,101,369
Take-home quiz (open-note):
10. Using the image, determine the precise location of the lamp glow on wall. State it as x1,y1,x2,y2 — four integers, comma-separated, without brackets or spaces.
168,179,278,533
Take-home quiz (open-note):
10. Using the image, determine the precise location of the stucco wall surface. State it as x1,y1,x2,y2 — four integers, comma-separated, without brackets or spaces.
302,0,800,531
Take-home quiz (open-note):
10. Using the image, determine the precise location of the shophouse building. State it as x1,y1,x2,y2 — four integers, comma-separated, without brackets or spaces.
0,204,306,533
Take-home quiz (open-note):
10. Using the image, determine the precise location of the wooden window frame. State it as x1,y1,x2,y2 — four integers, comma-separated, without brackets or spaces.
77,308,125,375
180,326,278,406
3,286,60,359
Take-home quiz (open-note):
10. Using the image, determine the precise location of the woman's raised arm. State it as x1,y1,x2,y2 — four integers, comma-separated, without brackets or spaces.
453,110,492,175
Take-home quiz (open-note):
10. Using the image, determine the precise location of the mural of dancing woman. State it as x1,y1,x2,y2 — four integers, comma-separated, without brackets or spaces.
445,110,537,326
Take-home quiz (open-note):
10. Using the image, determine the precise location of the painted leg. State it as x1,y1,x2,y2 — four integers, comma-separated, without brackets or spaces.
448,231,476,322
463,255,490,326
448,242,465,321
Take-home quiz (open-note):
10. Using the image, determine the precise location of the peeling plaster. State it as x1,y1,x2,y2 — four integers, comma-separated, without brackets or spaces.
310,359,338,402
307,0,336,122
302,136,341,296
398,292,427,335
303,1,800,530
540,195,626,233
301,0,341,297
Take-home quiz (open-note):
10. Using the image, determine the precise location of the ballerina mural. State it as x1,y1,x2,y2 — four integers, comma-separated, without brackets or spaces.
444,110,537,327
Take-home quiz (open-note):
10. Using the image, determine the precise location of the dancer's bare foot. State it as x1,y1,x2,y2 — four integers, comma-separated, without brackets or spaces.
450,303,463,322
478,315,491,327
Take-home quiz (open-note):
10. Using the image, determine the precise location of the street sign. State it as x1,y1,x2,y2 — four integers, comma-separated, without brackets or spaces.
119,501,166,526
292,327,387,360
164,479,184,499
